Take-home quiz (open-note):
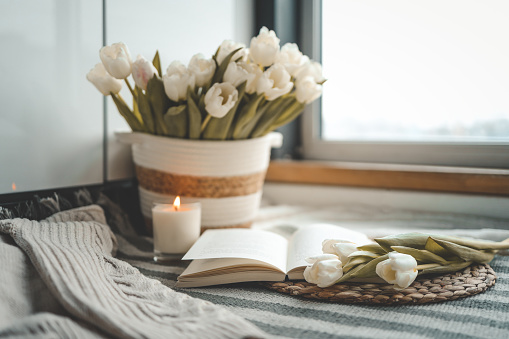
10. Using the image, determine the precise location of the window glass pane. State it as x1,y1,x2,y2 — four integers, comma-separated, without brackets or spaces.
321,0,509,142
0,0,103,194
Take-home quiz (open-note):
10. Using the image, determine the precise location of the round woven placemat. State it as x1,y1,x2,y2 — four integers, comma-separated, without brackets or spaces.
264,264,496,305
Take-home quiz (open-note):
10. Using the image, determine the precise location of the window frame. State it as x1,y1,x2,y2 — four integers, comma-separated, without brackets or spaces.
300,0,509,169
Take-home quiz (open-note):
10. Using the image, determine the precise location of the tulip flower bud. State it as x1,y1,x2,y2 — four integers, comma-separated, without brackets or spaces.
304,254,343,288
322,239,358,264
295,76,323,104
204,82,238,118
256,63,293,101
86,63,122,96
275,43,309,77
295,60,325,83
99,42,132,79
249,26,280,67
376,252,418,289
132,55,157,90
224,61,260,94
163,61,196,102
188,53,216,88
216,40,248,65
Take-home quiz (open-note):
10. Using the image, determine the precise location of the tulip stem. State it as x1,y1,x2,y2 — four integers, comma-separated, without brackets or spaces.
416,263,441,271
124,78,135,98
200,114,212,133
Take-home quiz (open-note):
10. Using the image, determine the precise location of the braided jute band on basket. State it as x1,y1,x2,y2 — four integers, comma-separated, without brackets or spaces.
135,165,266,198
264,264,496,305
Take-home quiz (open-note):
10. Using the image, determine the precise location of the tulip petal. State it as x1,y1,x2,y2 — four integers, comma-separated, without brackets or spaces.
203,82,246,140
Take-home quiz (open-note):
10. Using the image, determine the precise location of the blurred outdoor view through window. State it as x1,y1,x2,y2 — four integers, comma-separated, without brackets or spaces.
321,0,509,142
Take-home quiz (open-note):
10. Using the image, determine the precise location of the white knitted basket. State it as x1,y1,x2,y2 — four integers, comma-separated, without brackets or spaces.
116,132,282,231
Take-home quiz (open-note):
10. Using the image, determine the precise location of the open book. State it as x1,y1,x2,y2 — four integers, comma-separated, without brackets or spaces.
176,224,371,288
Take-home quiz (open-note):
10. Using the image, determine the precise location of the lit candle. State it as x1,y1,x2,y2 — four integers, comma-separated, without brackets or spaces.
152,196,201,261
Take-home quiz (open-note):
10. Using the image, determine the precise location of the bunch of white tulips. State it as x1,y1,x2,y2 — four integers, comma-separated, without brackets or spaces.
304,233,509,289
87,27,325,140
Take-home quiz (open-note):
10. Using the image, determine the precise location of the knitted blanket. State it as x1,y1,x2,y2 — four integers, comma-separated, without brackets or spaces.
0,205,265,339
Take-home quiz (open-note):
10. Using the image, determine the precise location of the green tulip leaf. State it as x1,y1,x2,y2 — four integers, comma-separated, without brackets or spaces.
132,88,141,122
187,88,202,139
212,46,220,62
146,76,170,135
431,238,496,264
357,243,387,255
375,233,440,252
111,94,144,132
136,89,156,134
424,237,456,259
342,256,372,273
250,96,295,138
232,94,264,139
262,100,305,136
391,246,448,264
347,251,380,259
166,105,187,116
163,106,187,138
152,50,162,77
375,232,509,253
436,236,509,251
202,81,247,140
336,254,389,283
418,261,472,276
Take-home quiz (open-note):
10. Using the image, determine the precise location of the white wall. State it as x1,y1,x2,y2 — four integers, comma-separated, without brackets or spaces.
0,0,103,193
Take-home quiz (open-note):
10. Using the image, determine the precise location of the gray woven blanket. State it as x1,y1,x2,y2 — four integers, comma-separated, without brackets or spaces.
2,198,509,339
0,205,265,339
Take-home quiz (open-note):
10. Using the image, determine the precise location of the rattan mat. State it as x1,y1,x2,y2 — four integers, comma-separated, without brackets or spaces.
264,264,496,305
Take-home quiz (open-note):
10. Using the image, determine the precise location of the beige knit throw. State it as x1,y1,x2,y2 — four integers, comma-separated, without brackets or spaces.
0,205,265,339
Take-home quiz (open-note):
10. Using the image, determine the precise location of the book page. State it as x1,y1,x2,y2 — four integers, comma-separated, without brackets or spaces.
286,223,372,274
182,229,288,273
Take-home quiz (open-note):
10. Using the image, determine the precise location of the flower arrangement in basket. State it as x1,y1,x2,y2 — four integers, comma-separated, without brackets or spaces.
305,233,509,289
87,27,324,140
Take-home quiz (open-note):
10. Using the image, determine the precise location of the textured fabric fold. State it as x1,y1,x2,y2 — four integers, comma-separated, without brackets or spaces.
0,206,265,339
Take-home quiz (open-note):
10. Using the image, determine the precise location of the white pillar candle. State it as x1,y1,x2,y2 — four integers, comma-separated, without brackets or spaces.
152,197,201,258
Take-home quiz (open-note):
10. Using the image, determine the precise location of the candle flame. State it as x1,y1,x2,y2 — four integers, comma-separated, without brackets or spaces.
173,196,181,211
12,182,16,191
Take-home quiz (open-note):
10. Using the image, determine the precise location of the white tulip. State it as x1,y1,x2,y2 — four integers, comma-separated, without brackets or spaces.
166,60,187,76
188,53,216,88
294,60,325,83
132,55,157,90
275,43,309,77
376,252,418,289
86,63,122,96
256,63,293,101
304,254,343,288
162,61,196,102
295,76,323,104
216,40,248,65
204,82,238,118
224,61,260,94
99,42,132,79
249,26,280,67
322,239,358,264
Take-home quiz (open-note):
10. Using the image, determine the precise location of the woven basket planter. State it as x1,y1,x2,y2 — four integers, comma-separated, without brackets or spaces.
117,132,282,232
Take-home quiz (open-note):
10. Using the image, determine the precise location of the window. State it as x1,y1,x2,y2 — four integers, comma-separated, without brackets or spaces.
301,0,509,168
